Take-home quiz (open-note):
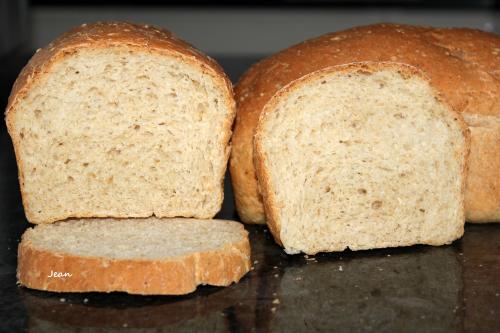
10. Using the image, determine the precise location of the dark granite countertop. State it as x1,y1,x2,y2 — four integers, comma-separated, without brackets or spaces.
0,51,499,333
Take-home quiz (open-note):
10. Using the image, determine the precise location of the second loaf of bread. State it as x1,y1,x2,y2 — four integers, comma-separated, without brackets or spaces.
230,23,499,224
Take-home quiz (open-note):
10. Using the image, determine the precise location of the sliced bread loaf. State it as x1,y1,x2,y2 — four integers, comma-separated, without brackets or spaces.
5,22,235,224
254,63,469,254
17,218,251,295
231,23,499,224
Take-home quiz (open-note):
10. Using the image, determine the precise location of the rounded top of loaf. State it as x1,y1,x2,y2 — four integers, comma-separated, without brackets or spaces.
6,21,234,114
235,23,500,121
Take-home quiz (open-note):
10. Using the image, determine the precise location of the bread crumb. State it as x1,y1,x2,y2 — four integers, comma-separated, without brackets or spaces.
83,298,89,304
274,274,279,278
123,323,128,328
339,265,343,271
271,307,276,312
254,260,259,264
59,298,66,302
272,298,280,304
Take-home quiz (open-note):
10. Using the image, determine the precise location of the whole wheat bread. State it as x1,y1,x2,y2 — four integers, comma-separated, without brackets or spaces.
231,23,499,224
17,218,251,295
5,22,235,224
254,63,469,254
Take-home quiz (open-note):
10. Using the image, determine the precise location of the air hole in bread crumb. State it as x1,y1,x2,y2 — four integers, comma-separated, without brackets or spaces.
393,113,406,119
419,208,426,213
67,176,74,181
358,188,367,194
82,163,89,167
324,186,331,193
371,201,383,209
134,124,140,130
64,159,71,164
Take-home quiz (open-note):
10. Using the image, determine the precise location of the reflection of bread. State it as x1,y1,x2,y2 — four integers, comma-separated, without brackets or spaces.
231,23,500,224
6,22,235,224
462,226,500,331
254,63,468,254
23,289,228,332
271,248,462,331
18,218,251,295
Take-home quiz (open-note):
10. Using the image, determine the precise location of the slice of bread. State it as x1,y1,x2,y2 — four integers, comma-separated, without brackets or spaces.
254,63,469,254
5,22,235,224
17,218,251,295
231,23,499,225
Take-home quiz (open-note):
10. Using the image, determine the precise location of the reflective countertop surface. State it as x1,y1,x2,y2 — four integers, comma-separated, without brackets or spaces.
0,51,499,333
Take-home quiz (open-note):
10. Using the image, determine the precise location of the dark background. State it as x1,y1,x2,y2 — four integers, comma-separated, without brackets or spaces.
0,1,499,332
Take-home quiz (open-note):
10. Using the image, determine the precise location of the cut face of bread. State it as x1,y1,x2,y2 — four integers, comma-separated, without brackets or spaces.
254,63,468,254
6,23,234,224
17,218,251,295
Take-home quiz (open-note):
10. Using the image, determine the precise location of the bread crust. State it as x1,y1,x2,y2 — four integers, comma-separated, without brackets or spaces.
231,23,499,224
17,222,251,295
5,22,236,224
254,62,470,249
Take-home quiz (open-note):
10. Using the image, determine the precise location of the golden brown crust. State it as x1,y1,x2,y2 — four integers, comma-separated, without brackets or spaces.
463,114,500,222
231,23,499,224
254,62,470,248
5,22,236,224
17,225,251,295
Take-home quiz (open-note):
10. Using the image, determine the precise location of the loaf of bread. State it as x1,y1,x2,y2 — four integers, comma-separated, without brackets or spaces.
5,22,235,224
254,63,468,254
231,23,499,224
17,218,251,294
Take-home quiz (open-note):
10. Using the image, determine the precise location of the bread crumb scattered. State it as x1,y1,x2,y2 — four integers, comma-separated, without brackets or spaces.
59,298,66,302
272,298,280,304
83,298,89,304
339,265,343,271
271,307,276,312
